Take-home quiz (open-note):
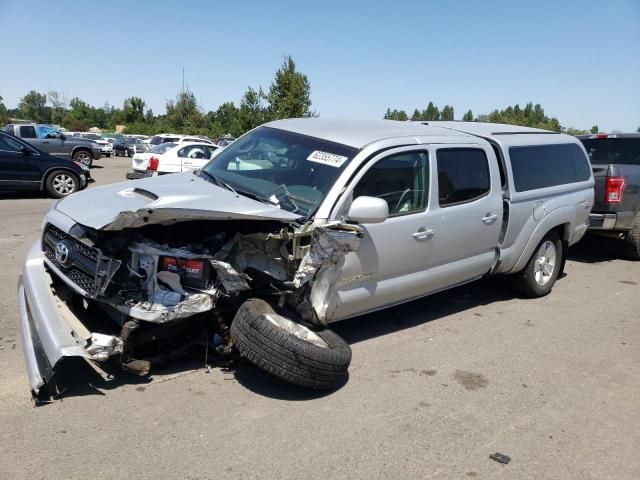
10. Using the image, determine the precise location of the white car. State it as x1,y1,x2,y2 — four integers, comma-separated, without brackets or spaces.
128,142,218,178
72,132,114,157
148,134,215,148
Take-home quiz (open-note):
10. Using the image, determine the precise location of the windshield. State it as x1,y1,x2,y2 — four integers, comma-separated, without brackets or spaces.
149,142,177,154
202,126,358,217
580,138,640,166
82,134,102,140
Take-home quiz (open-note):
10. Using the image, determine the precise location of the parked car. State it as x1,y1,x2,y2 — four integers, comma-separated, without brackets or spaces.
148,133,215,147
578,133,640,259
17,119,593,401
113,137,148,156
126,142,219,179
72,132,113,157
3,123,101,167
0,129,91,198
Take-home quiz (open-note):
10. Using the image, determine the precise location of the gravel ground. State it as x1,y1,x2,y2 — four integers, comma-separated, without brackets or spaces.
0,156,638,480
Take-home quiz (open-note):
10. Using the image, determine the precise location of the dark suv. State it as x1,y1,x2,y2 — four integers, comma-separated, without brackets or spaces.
578,133,640,259
0,130,91,198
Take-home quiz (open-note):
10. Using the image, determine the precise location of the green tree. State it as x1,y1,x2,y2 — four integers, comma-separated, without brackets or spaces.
237,87,267,134
0,96,9,126
424,101,440,120
266,56,313,120
441,105,454,121
590,125,599,134
165,91,207,134
18,90,48,122
63,97,92,130
462,110,474,121
410,109,422,121
123,97,146,124
210,101,240,136
480,101,562,132
563,127,589,136
47,91,68,125
383,108,408,121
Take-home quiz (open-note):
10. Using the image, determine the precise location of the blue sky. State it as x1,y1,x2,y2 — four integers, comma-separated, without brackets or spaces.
1,0,638,132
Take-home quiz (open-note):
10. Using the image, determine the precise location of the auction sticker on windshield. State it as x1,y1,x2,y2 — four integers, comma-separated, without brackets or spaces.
307,150,349,168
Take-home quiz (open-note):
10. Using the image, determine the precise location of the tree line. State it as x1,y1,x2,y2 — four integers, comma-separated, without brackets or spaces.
0,56,313,138
0,55,635,137
384,101,604,135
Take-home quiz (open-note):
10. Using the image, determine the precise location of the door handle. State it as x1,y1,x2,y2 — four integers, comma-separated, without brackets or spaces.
482,213,498,225
412,228,434,240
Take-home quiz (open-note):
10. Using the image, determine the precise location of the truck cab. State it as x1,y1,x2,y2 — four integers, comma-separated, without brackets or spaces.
4,123,102,167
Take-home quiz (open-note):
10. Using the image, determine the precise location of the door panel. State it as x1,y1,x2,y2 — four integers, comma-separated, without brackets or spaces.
0,135,42,189
423,147,502,291
322,148,434,321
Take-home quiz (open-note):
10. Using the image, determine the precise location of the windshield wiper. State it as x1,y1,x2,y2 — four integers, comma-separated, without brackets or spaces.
267,184,316,214
198,170,280,206
197,169,238,195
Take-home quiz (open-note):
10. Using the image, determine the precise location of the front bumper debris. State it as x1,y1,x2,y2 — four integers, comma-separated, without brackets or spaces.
18,241,121,400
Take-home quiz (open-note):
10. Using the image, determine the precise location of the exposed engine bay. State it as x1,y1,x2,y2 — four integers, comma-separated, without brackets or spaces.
41,217,362,380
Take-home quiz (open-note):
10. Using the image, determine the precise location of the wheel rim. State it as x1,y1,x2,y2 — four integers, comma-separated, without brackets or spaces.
534,240,556,286
52,174,76,195
263,313,328,348
76,152,91,165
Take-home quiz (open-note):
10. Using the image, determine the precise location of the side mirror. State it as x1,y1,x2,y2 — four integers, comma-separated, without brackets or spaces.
347,196,389,224
60,133,66,140
19,146,32,156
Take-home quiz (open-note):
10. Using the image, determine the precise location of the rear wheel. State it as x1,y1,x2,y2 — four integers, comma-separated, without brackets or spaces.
623,213,640,260
73,150,93,168
230,298,351,389
512,231,563,298
45,170,79,198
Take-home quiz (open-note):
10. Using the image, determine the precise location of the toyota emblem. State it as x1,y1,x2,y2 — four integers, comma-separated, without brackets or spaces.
54,242,70,266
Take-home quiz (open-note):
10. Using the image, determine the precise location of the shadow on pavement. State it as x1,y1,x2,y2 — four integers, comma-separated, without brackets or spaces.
568,234,632,263
233,360,345,401
331,276,517,346
0,191,48,200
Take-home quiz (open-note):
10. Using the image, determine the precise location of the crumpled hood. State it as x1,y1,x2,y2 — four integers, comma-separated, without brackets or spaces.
55,171,302,230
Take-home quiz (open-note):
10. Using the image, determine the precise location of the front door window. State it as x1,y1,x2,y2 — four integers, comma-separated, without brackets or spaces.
353,151,429,216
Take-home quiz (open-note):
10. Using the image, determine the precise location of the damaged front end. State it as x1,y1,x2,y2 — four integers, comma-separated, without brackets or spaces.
19,199,362,401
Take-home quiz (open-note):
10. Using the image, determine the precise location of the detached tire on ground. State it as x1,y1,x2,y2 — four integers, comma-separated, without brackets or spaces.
512,231,563,298
230,298,351,389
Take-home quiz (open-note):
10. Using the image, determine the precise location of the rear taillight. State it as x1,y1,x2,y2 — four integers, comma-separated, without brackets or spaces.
605,176,626,204
148,156,159,171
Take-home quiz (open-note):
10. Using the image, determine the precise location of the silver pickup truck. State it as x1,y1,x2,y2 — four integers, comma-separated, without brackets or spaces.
18,119,594,400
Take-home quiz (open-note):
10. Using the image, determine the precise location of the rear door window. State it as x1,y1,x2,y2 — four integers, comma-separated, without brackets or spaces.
580,138,640,166
509,144,591,192
437,149,490,206
19,126,37,138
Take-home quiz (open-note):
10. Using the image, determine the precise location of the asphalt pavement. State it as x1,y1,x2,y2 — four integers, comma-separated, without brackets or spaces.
0,156,638,479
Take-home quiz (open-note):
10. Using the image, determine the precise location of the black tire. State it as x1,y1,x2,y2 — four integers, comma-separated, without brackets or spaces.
623,213,640,260
512,231,563,298
105,153,111,158
72,149,93,168
230,298,351,389
45,170,79,198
